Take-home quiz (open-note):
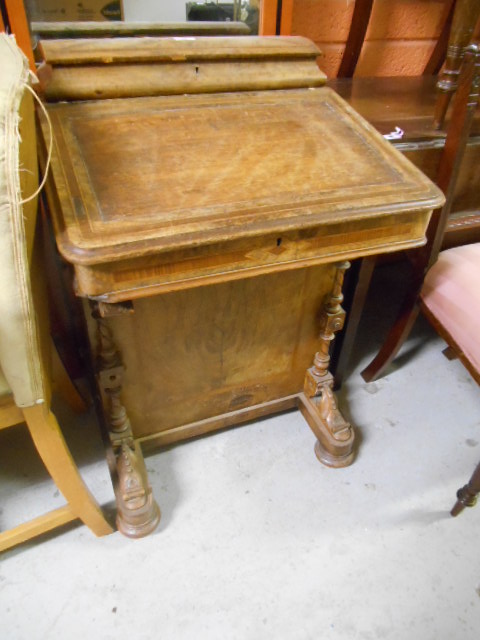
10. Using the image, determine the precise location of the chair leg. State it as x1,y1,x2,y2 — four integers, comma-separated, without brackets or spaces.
451,461,480,516
361,286,422,383
22,404,113,536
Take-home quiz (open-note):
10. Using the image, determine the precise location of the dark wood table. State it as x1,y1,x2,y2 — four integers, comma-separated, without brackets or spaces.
39,36,443,538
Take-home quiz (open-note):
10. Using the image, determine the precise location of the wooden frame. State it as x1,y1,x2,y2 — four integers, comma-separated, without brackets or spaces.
3,0,35,71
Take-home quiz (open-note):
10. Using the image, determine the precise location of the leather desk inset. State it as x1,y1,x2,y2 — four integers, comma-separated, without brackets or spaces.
39,36,444,537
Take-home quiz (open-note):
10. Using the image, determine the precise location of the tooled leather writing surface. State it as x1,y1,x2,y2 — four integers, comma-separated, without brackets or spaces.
46,87,443,266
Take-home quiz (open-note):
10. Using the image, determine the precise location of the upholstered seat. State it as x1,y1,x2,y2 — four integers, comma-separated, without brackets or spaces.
421,242,480,514
0,33,113,552
421,244,480,378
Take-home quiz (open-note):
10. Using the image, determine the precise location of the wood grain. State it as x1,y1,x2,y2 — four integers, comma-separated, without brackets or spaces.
41,59,325,101
32,20,251,39
84,266,335,436
0,506,74,553
42,88,442,270
39,35,321,65
38,37,445,479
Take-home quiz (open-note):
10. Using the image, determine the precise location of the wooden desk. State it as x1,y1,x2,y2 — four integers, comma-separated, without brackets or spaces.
39,37,443,538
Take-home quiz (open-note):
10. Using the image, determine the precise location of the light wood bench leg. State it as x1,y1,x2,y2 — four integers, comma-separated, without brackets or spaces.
0,505,74,553
22,403,113,536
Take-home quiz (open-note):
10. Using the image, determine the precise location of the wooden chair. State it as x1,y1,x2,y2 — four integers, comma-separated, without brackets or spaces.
420,241,480,516
0,33,113,552
329,0,480,251
434,0,480,128
359,44,480,383
332,3,480,387
336,0,479,81
339,43,480,516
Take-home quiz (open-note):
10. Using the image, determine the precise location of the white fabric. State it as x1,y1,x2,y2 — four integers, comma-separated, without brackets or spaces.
0,34,45,406
0,364,12,398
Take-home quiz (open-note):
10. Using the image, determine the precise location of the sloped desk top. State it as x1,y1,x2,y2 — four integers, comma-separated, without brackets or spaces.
43,87,443,302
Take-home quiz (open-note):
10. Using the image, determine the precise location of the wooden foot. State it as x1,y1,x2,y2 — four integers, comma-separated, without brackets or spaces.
302,262,355,467
451,461,480,517
299,391,354,468
113,439,161,538
95,315,160,538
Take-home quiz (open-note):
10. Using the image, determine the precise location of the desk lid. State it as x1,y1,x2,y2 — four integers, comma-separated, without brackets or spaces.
43,87,444,266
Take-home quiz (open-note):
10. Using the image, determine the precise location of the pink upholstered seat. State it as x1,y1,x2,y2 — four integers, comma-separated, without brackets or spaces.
421,243,480,375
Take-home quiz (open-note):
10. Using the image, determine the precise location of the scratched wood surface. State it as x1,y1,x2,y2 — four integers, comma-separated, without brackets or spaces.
42,87,442,302
32,20,251,39
330,75,480,246
39,36,321,64
84,265,336,436
39,37,444,447
39,36,325,101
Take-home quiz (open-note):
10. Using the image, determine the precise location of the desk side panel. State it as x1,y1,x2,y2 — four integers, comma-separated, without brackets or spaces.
85,265,336,437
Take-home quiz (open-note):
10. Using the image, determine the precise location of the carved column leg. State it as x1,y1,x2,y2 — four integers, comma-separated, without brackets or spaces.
95,315,160,538
299,261,355,467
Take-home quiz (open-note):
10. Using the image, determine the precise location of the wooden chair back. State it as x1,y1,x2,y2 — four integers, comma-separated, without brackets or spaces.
337,0,462,79
360,43,480,383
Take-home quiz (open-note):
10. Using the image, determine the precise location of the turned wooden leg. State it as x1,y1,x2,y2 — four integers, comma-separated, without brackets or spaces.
451,461,480,516
332,256,376,389
299,261,355,467
95,316,160,538
434,0,480,129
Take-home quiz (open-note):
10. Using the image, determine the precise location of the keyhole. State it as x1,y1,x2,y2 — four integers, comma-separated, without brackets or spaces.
195,66,199,75
276,237,282,247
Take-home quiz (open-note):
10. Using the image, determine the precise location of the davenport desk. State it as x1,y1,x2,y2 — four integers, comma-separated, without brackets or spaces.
37,36,444,537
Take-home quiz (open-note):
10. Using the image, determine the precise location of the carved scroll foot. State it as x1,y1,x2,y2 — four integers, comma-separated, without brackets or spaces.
299,379,355,469
94,311,161,538
301,261,355,467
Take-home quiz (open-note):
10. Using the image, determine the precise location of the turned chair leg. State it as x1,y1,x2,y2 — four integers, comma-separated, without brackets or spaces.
360,285,422,383
451,461,480,516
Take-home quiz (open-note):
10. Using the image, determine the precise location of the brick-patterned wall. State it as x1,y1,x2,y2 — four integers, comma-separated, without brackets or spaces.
291,0,480,77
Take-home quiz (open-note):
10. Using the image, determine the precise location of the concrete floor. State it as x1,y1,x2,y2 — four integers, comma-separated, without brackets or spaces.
1,262,479,639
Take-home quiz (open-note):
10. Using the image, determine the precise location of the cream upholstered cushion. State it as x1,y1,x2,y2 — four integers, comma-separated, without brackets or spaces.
0,365,12,398
0,34,46,407
421,243,480,374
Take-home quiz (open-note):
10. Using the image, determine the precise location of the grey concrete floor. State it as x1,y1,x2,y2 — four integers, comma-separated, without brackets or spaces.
1,262,479,640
